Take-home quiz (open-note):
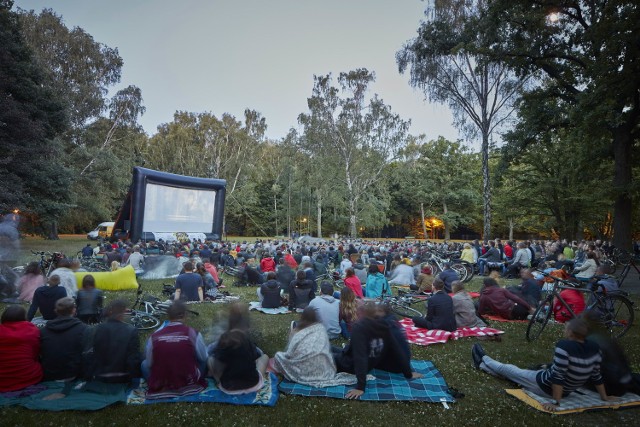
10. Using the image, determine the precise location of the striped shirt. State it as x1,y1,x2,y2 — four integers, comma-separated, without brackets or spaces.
537,339,603,397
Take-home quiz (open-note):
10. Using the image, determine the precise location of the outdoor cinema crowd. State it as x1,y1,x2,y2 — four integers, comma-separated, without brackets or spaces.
1,236,639,411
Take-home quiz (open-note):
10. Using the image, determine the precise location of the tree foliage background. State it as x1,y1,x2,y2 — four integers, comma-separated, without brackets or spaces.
1,1,638,244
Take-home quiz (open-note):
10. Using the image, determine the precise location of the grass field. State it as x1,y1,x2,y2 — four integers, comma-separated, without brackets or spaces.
1,236,639,426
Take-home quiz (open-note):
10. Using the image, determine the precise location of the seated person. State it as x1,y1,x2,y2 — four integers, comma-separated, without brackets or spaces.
364,264,390,298
413,265,434,293
506,269,542,308
343,268,364,298
76,275,104,324
573,252,598,281
27,274,67,321
503,242,531,278
472,318,616,412
174,262,204,302
308,282,341,339
243,263,265,286
288,270,315,311
478,278,534,320
16,262,45,303
40,297,88,381
89,300,141,383
388,261,415,287
211,328,269,395
196,262,217,297
257,272,282,309
203,258,222,288
333,303,423,399
338,287,362,339
437,262,460,293
411,279,456,331
0,305,43,392
276,258,295,291
143,301,207,398
272,307,357,387
451,281,486,328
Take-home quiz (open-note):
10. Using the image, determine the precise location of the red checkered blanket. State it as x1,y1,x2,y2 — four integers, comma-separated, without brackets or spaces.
399,318,505,346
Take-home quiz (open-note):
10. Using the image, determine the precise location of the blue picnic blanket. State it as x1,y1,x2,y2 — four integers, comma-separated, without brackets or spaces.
0,381,127,411
126,373,278,407
278,360,455,402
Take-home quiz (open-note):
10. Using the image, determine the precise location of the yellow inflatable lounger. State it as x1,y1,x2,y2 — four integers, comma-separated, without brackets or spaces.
74,265,139,291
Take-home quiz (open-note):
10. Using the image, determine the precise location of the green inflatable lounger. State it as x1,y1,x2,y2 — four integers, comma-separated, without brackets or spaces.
74,265,138,291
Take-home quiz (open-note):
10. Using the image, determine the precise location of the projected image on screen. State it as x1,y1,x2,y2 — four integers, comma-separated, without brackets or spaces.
143,183,216,233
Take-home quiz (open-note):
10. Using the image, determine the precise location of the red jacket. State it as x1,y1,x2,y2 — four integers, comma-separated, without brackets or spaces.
260,257,276,273
204,262,220,284
0,321,43,392
554,290,586,323
504,244,513,259
343,276,364,298
478,286,531,319
284,254,298,269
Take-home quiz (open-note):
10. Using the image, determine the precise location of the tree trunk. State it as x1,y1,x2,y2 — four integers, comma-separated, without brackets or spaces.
274,194,278,236
287,171,291,238
508,218,514,241
481,131,492,240
443,201,450,240
612,126,633,250
47,220,59,240
420,202,427,240
316,191,322,238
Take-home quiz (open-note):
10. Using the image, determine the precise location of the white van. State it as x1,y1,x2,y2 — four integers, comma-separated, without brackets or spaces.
87,222,115,240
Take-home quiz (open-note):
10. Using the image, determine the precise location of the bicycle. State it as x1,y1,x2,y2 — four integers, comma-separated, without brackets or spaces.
422,252,472,283
526,271,634,342
316,270,344,290
123,287,161,330
379,291,426,319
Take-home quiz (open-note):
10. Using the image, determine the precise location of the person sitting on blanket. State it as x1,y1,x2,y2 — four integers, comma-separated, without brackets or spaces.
388,260,415,287
338,287,363,338
410,278,456,331
174,262,204,302
88,299,141,383
257,272,282,309
505,269,542,309
478,278,534,320
343,268,364,298
211,328,270,395
142,301,208,398
437,262,460,293
308,282,341,339
0,305,43,392
272,307,358,388
288,270,315,311
472,318,618,412
451,281,486,328
40,297,88,381
333,303,423,399
27,274,67,321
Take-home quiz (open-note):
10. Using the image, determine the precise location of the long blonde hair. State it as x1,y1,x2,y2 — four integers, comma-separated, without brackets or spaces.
339,287,358,323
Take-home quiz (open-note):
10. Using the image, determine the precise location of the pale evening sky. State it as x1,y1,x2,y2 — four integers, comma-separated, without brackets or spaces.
14,0,461,143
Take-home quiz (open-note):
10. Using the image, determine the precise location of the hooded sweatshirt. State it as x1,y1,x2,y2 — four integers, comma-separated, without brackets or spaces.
40,316,88,380
478,285,531,319
308,294,341,338
0,321,43,392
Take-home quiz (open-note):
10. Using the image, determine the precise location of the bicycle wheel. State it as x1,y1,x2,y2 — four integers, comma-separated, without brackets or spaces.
460,261,475,283
451,263,468,282
526,298,553,342
390,301,423,319
124,312,160,330
598,294,634,339
333,279,345,290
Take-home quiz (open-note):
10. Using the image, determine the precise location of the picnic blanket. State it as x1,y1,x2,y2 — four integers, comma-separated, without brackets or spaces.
483,314,528,323
399,318,504,346
278,360,455,403
127,374,278,407
0,381,127,411
249,301,291,314
506,387,640,414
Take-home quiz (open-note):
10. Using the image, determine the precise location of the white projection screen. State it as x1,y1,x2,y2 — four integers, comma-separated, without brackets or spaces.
142,183,217,233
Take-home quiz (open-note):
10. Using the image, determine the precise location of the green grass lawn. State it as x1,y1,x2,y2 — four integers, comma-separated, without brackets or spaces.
1,237,639,426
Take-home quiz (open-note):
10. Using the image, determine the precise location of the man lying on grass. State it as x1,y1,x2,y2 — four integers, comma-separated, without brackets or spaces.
472,317,618,411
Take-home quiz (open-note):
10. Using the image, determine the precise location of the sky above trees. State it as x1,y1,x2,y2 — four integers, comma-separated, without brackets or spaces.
14,0,460,142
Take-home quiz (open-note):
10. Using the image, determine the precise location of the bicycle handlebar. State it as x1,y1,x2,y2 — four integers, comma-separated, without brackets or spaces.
534,269,581,288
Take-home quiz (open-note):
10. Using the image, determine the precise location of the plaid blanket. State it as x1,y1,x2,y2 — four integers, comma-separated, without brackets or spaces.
506,387,640,414
399,318,504,346
249,301,291,314
278,360,455,403
127,374,278,407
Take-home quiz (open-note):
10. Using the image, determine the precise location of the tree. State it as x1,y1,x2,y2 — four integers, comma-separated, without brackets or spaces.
397,0,524,239
477,0,640,249
0,0,72,237
298,69,410,237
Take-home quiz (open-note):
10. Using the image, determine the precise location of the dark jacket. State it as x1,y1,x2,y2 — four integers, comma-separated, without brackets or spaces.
478,285,531,319
288,279,315,310
260,279,281,309
89,319,141,382
40,317,88,380
27,285,68,321
413,291,457,331
335,317,412,391
438,269,460,293
276,265,295,292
